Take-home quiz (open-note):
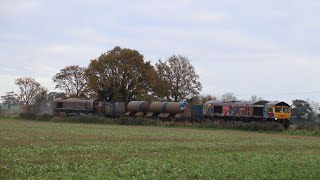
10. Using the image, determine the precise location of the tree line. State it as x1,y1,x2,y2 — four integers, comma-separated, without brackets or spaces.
1,46,319,123
52,46,202,102
4,46,203,113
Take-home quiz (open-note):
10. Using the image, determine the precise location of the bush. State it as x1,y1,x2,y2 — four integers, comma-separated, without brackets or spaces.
19,113,37,120
112,116,157,126
159,121,194,127
207,121,284,132
194,119,214,128
38,114,54,121
65,115,113,124
19,113,53,121
262,122,284,132
295,122,320,131
16,112,291,133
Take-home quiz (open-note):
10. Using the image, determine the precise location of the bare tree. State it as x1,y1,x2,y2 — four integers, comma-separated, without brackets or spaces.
1,91,18,109
155,55,202,102
220,92,237,101
250,95,263,102
188,94,218,105
308,99,320,121
53,65,87,97
15,77,46,106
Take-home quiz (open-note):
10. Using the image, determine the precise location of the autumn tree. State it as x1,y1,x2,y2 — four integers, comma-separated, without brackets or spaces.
15,77,46,107
52,65,87,97
291,99,313,122
155,55,202,102
220,92,237,101
85,46,157,102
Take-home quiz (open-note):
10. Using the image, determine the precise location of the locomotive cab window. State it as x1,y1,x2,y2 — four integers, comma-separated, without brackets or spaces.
275,106,282,113
283,107,290,113
57,102,63,108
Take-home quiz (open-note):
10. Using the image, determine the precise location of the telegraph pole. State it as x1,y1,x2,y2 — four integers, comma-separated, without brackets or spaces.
1,91,16,109
317,108,320,131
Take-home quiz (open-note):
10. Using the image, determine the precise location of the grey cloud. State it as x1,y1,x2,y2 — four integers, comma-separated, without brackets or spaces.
1,0,320,103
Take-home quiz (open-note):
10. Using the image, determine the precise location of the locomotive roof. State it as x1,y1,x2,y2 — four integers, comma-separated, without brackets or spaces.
54,98,99,103
233,101,254,106
252,100,269,105
204,100,222,105
266,101,290,107
197,100,290,107
205,100,239,106
221,101,236,106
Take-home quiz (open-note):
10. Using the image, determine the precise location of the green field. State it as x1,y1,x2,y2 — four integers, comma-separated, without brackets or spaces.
0,118,319,179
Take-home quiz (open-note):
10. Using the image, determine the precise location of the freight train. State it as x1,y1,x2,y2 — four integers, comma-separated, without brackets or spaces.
53,98,291,128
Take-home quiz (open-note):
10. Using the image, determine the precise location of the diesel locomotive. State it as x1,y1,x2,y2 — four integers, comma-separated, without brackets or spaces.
203,100,291,128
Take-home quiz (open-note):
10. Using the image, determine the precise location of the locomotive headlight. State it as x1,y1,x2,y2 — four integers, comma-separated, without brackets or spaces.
275,118,278,120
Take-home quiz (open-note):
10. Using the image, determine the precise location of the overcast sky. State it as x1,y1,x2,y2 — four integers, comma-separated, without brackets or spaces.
1,0,320,103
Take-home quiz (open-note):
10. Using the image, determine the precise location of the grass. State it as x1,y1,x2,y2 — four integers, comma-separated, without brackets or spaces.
0,117,320,179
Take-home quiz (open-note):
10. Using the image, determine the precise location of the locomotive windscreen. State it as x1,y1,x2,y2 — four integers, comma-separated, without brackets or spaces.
253,107,263,116
56,102,63,108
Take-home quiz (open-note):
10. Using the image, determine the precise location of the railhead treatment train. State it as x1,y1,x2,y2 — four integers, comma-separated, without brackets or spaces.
53,98,291,128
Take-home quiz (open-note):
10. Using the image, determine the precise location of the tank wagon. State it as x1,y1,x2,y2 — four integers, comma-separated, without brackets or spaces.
125,101,192,119
54,98,194,120
104,102,126,117
125,101,149,116
163,102,191,118
147,102,168,118
53,98,291,128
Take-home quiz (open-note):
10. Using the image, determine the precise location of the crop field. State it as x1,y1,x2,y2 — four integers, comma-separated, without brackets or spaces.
0,118,320,179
